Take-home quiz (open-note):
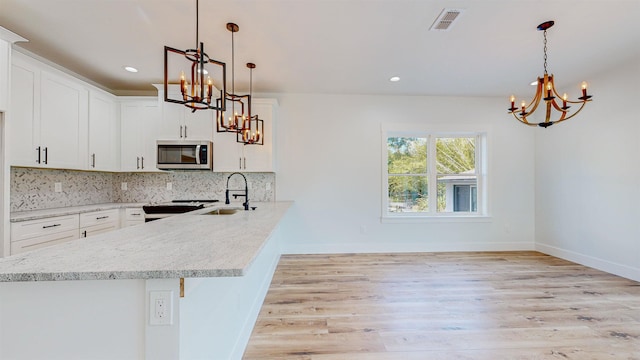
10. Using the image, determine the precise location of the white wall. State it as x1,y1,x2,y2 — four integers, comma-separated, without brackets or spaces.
273,93,536,253
0,279,146,359
535,57,640,281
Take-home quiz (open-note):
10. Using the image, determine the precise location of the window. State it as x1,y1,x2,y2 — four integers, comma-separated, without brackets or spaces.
383,129,487,219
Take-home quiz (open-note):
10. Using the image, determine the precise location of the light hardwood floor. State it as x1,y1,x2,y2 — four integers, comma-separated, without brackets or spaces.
243,251,640,359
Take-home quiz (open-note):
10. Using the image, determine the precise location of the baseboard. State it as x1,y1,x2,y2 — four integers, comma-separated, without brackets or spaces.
536,243,640,282
282,241,535,255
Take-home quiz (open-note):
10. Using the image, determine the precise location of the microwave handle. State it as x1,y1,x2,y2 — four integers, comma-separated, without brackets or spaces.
195,145,201,165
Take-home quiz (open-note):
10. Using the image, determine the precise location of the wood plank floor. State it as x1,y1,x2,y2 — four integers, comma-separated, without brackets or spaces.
243,251,640,359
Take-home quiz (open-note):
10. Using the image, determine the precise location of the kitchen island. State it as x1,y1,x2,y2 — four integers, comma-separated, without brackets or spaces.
0,201,293,360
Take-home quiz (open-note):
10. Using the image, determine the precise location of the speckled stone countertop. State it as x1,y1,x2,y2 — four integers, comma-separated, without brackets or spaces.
0,201,293,282
10,203,148,222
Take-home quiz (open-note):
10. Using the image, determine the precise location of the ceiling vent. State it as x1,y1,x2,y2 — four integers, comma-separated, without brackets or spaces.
430,8,464,31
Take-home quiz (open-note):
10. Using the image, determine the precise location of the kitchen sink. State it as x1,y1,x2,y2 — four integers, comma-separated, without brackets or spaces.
200,208,239,215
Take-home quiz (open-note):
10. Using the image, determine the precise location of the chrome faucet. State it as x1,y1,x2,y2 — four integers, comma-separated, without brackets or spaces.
225,172,249,210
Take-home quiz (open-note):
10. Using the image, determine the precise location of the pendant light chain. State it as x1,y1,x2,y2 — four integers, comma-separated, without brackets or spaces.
195,0,199,47
543,29,548,75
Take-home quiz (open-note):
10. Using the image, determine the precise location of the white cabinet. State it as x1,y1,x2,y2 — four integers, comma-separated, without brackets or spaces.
213,98,277,172
122,207,144,227
88,91,118,171
79,209,120,238
120,98,160,171
10,214,80,255
157,85,214,141
9,53,88,170
0,28,26,112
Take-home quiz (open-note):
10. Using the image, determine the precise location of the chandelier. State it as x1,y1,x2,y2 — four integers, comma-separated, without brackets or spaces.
509,21,592,128
163,0,226,112
238,63,264,145
216,23,251,133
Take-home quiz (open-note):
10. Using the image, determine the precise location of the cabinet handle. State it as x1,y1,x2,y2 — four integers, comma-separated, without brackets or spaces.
36,146,41,164
82,230,87,238
91,153,96,168
180,125,183,138
141,156,144,169
136,157,140,169
239,157,242,169
243,157,246,169
43,147,48,165
184,125,187,138
96,216,109,220
42,223,61,229
131,213,141,216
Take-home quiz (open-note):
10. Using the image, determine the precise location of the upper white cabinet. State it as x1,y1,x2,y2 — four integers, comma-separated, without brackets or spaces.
155,84,214,141
0,27,27,112
120,98,160,172
88,91,118,171
9,53,88,170
213,98,277,172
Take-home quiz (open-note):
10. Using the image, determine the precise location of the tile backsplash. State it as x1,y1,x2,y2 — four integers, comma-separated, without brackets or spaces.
10,167,275,212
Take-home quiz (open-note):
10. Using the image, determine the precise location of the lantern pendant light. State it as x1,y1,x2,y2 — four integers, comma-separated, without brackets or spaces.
508,21,592,128
238,63,264,145
216,23,251,133
163,0,226,112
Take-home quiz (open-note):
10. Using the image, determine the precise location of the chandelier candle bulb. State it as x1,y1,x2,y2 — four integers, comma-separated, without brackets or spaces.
510,95,516,111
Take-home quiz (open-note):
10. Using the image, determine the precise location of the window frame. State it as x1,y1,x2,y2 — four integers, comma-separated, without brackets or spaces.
381,124,490,223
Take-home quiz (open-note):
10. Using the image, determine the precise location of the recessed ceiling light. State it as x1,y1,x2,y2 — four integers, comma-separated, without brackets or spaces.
530,80,538,86
124,66,138,73
390,76,400,82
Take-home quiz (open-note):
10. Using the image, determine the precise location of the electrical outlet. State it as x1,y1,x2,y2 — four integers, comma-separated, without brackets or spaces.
121,182,127,191
166,182,172,191
54,182,62,193
266,182,271,191
149,291,173,326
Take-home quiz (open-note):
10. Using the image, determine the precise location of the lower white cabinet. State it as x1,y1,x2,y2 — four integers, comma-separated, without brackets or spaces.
122,207,145,227
79,209,120,238
10,215,80,255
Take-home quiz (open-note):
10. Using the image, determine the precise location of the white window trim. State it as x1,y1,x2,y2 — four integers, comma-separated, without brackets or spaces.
381,123,491,222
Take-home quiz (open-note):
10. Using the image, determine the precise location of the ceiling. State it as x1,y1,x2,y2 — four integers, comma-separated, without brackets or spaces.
1,0,639,98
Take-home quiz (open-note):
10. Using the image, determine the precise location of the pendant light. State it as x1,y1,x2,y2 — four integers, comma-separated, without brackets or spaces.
163,0,226,112
216,23,251,133
508,21,593,128
238,63,264,145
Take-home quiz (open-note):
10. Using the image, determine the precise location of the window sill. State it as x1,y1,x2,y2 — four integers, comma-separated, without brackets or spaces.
381,215,492,224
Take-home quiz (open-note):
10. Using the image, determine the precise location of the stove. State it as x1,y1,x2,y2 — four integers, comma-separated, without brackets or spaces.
143,200,219,222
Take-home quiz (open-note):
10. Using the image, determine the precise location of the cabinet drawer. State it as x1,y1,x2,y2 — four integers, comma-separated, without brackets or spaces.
11,215,79,242
124,208,144,221
80,222,120,238
79,209,119,228
11,229,80,255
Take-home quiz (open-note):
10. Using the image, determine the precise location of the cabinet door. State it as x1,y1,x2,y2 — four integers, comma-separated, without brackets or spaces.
120,99,159,171
158,101,184,139
120,102,144,171
140,102,160,171
213,130,243,172
9,61,40,167
88,91,117,171
183,107,214,140
39,71,88,169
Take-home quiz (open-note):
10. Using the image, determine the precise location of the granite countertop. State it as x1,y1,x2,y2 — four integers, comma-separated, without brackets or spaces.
0,201,293,282
11,202,148,222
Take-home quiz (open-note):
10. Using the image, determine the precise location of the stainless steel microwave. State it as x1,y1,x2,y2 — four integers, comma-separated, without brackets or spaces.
156,140,212,170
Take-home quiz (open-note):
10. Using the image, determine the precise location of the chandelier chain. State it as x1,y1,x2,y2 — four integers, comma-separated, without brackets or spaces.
543,29,548,75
